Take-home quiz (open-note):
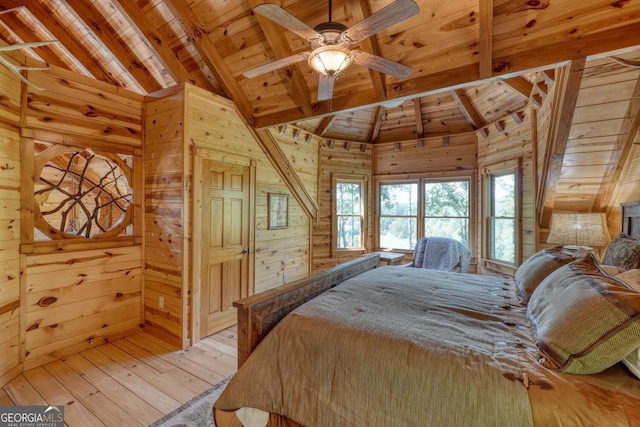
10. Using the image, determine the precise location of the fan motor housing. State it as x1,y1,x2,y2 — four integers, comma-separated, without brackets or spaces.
312,21,348,48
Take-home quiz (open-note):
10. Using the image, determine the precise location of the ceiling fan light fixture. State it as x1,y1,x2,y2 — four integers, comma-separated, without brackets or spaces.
308,45,351,78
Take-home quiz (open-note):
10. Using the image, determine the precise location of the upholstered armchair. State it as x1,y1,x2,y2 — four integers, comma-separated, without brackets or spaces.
405,236,471,273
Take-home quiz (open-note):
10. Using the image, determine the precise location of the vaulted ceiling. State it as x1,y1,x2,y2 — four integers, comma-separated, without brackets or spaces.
1,0,640,213
0,0,638,139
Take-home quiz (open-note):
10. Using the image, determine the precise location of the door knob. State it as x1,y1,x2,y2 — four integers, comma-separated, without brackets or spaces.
241,249,249,254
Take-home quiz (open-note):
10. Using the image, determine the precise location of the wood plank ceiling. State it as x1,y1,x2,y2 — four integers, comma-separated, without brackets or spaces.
1,0,640,214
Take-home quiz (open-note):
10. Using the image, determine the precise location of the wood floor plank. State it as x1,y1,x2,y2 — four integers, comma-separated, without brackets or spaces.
124,333,227,385
63,353,163,425
112,337,176,373
2,326,238,427
0,388,13,405
80,347,181,414
43,360,144,427
22,367,105,427
95,343,200,404
202,335,238,358
4,374,47,406
179,344,237,378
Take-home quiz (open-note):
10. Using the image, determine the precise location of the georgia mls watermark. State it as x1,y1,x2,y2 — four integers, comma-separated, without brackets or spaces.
0,406,64,427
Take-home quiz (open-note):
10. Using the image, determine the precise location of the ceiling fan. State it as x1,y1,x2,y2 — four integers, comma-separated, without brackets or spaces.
242,0,419,101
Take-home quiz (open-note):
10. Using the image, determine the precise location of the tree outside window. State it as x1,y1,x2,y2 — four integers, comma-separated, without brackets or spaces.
489,173,516,263
378,178,471,251
336,182,362,249
424,181,469,245
379,183,418,250
333,175,368,252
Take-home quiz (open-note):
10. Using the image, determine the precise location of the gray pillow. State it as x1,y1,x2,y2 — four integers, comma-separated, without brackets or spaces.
528,252,640,374
514,246,575,301
602,232,640,270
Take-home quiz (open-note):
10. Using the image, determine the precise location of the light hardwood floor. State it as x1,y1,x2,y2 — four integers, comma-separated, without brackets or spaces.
0,325,238,426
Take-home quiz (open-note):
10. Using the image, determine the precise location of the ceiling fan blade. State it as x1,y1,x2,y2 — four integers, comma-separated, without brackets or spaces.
253,3,323,42
242,52,309,78
351,50,413,79
341,0,419,43
318,77,334,101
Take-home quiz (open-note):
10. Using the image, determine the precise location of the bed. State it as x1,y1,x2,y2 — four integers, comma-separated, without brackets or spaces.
214,206,640,427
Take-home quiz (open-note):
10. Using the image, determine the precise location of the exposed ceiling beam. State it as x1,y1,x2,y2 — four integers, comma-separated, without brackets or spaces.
593,71,640,211
502,76,533,99
0,1,19,11
450,89,483,130
254,21,640,129
539,58,586,228
20,1,117,85
112,0,195,88
491,21,640,78
413,98,424,138
254,62,481,128
164,0,255,124
246,0,313,117
0,9,68,69
348,0,386,102
368,106,384,143
479,0,493,80
64,0,161,93
315,115,337,136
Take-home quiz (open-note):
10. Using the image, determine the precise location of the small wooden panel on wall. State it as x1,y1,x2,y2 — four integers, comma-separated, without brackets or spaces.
23,246,142,369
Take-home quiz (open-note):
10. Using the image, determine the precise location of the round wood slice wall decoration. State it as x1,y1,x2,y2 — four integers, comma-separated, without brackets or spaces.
34,145,133,240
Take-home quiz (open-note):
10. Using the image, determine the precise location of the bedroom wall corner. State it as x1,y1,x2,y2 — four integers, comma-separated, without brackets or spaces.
0,60,146,374
476,108,535,275
313,138,373,273
0,60,22,387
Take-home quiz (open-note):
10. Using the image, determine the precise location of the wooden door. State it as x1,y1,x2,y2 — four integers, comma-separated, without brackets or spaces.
200,159,250,338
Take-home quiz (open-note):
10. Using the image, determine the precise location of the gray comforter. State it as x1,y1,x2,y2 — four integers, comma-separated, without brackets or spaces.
215,266,534,426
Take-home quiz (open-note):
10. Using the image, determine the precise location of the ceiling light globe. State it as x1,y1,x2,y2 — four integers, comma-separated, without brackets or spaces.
308,45,351,78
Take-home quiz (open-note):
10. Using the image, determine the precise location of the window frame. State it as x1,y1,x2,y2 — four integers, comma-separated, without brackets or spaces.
21,138,140,255
423,178,471,247
481,159,521,272
375,173,474,253
377,179,420,252
332,174,368,254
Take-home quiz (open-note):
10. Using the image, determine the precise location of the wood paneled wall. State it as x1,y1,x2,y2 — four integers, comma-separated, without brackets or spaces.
23,247,142,370
143,88,189,347
258,127,317,291
610,134,640,231
144,84,315,347
21,66,144,371
374,134,477,176
313,140,373,273
477,108,536,274
0,60,144,385
0,64,21,386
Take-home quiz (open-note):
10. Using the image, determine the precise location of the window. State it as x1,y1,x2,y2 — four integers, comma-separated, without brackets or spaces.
34,143,133,241
483,161,519,265
424,181,469,245
378,178,471,251
333,175,367,251
379,182,418,250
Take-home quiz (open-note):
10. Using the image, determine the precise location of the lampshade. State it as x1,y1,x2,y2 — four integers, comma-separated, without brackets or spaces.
308,45,351,78
547,213,610,247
